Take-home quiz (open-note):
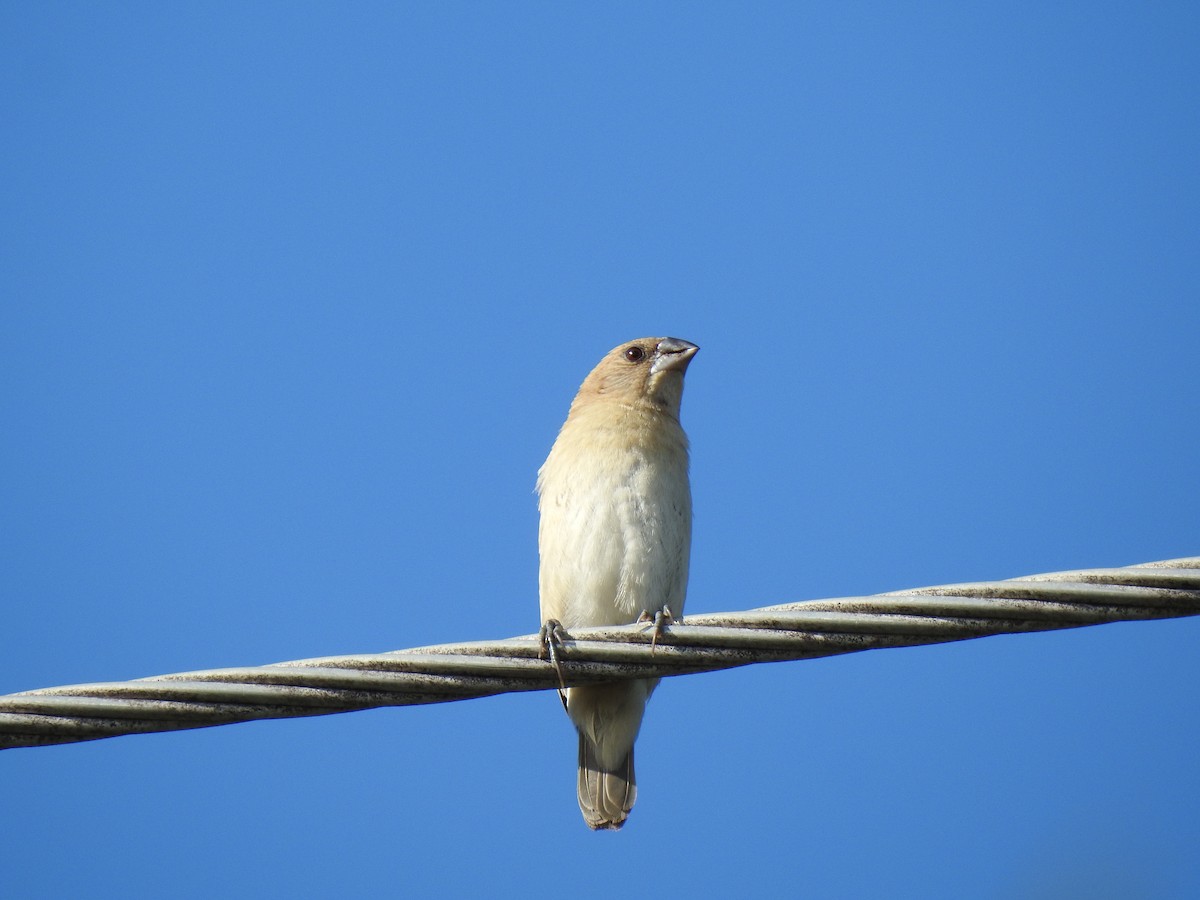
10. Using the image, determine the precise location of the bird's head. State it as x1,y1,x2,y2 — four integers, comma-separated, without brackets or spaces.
573,337,699,417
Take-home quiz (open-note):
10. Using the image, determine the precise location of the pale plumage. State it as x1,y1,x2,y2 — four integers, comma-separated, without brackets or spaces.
537,336,697,830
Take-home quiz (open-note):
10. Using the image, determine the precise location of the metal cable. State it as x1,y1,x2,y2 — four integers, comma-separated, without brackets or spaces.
2,556,1197,750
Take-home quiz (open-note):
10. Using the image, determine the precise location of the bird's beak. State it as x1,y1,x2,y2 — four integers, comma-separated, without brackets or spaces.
651,338,699,375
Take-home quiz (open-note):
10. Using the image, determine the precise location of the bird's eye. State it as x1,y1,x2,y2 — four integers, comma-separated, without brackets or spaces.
624,346,646,363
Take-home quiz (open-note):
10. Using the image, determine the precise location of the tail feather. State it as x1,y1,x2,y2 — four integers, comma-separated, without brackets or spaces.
577,735,636,830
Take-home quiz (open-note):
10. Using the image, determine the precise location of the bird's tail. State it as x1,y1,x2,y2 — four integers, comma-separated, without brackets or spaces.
577,735,636,830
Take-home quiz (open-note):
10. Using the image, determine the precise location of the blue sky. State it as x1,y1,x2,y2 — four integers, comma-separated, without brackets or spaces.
3,3,1198,897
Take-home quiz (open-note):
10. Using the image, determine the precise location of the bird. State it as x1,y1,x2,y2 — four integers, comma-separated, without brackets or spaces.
537,336,698,830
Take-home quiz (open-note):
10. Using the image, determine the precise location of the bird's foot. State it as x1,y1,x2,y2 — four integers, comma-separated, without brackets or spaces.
539,619,570,710
636,605,677,652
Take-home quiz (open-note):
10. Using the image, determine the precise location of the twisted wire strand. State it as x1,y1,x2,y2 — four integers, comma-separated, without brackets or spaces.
2,556,1197,750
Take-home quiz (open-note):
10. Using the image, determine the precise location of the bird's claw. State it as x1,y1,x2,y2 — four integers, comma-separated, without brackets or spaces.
539,619,569,710
637,605,677,652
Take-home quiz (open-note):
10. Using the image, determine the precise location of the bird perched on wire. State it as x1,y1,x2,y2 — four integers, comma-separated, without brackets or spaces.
537,336,698,830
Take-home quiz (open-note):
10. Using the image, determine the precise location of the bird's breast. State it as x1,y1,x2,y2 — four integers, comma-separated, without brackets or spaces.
537,415,691,629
